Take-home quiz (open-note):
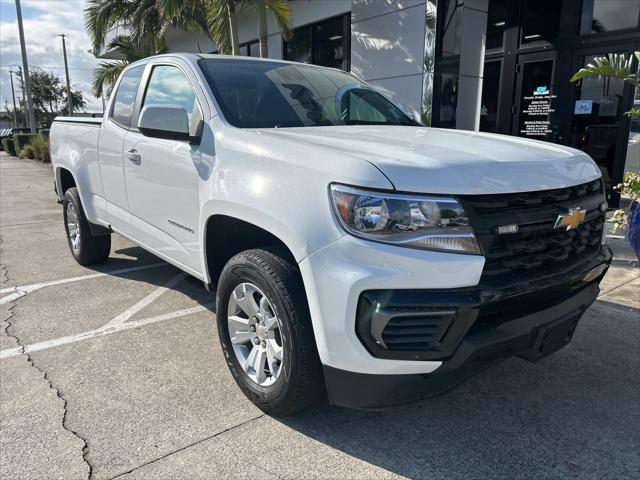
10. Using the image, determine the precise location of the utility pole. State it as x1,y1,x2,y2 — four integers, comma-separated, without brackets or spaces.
15,0,36,132
17,68,28,128
8,70,18,128
58,34,73,116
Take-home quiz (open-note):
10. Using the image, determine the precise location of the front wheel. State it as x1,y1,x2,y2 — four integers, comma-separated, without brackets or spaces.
63,187,111,265
216,248,324,415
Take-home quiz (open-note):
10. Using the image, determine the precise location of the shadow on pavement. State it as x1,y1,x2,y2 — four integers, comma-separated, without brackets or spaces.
276,307,639,478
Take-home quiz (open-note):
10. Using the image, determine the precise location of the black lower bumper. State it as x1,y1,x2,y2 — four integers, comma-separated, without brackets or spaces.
325,278,603,410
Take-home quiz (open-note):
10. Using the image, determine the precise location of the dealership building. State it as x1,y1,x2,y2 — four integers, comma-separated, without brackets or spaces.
161,0,640,206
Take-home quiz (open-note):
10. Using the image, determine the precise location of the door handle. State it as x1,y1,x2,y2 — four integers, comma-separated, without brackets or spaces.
126,149,141,165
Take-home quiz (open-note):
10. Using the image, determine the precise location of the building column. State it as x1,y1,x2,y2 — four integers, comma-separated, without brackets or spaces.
455,0,488,131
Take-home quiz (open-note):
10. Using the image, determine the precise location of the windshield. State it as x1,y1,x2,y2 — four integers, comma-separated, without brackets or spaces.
198,58,419,128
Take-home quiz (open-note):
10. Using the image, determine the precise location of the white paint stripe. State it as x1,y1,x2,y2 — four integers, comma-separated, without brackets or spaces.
0,262,166,300
103,272,187,328
0,291,26,305
0,303,214,359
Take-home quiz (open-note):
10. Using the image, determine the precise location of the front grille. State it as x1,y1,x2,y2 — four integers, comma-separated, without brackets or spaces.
460,179,606,290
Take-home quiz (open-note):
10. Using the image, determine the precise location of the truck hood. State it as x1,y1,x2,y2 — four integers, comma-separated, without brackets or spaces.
254,126,601,194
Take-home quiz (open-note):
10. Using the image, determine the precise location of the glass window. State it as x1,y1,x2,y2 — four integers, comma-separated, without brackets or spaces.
521,0,562,43
286,24,313,64
198,58,418,129
440,0,463,57
570,54,627,197
433,72,459,128
486,0,508,50
313,15,344,69
142,65,201,135
249,41,260,57
580,0,640,34
284,15,348,70
480,61,501,133
111,66,144,127
239,40,260,57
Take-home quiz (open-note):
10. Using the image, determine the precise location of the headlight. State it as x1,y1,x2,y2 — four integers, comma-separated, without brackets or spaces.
330,184,481,254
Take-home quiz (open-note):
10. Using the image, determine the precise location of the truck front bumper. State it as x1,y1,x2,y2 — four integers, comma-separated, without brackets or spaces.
299,236,611,409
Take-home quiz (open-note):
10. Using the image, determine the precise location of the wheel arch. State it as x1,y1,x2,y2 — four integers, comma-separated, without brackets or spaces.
203,214,299,287
55,166,77,200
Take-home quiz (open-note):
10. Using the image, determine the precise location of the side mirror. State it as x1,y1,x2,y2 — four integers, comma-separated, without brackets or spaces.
138,105,192,141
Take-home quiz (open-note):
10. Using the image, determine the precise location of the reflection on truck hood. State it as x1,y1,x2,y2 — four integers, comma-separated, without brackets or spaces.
255,126,601,195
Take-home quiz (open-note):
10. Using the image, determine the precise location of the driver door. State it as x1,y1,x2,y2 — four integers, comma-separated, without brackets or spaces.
122,62,204,274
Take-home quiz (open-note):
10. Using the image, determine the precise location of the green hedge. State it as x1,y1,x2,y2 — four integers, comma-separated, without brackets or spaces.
1,138,16,156
30,135,50,162
13,133,39,154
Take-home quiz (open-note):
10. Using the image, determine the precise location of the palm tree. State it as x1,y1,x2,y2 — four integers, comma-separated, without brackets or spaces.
206,0,292,57
253,0,292,58
85,0,165,56
206,0,239,55
91,36,151,97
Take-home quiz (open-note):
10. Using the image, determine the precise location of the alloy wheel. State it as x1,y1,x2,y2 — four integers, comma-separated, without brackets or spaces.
66,202,81,254
227,282,284,386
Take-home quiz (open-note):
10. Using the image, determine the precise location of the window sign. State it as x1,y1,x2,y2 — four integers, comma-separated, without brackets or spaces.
574,99,593,115
518,60,557,139
598,96,618,117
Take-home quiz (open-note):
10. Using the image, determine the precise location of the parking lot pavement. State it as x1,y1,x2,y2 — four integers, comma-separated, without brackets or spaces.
1,152,639,480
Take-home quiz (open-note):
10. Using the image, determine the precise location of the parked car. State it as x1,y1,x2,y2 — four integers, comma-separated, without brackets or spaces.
49,54,612,414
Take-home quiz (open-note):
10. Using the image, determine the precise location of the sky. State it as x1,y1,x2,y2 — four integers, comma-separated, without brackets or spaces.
0,0,103,113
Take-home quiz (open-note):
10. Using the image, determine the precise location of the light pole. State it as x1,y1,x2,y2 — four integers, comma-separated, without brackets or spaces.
15,0,36,132
8,70,18,128
58,34,73,116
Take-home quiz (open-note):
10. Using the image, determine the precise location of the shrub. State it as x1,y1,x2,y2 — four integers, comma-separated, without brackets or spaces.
23,144,36,160
2,138,16,156
13,133,38,154
38,129,50,137
30,135,50,162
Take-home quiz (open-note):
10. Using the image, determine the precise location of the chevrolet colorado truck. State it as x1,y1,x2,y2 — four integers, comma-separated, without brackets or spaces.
50,54,611,415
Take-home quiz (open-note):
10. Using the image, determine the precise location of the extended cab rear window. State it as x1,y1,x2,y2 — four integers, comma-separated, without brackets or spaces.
111,66,145,128
198,58,418,129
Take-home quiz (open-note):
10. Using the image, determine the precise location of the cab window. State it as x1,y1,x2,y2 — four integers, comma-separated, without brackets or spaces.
111,66,144,128
142,65,202,136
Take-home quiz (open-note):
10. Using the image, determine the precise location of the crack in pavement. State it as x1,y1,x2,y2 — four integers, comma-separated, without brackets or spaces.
107,414,267,479
1,237,94,480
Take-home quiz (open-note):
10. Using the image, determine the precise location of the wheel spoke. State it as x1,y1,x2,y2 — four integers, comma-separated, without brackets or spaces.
244,346,259,373
266,338,283,361
265,313,278,331
265,339,281,376
228,315,253,345
233,284,259,317
258,296,269,320
253,349,267,384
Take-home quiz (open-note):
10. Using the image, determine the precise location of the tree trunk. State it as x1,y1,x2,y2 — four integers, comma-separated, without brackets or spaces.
257,0,268,58
228,1,240,55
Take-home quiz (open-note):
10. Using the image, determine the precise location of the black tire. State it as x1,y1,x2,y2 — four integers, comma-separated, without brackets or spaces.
216,248,324,415
63,187,111,265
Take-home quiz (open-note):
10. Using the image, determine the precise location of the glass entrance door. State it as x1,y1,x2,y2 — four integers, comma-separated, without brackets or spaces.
512,54,560,142
569,51,633,205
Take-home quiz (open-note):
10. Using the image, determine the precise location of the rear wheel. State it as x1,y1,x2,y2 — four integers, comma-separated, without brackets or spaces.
216,248,324,415
63,187,111,265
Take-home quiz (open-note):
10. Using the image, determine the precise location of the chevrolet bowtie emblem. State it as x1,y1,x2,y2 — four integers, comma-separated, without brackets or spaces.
554,207,586,231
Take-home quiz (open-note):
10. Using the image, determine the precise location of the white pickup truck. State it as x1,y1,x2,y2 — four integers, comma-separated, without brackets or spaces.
50,54,611,414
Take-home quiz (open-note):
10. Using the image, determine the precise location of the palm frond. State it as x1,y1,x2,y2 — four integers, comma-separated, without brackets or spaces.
570,53,634,82
265,0,292,40
92,61,127,98
84,0,136,53
206,0,232,54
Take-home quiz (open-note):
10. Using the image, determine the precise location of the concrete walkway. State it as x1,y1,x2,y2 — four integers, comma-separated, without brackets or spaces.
1,152,638,479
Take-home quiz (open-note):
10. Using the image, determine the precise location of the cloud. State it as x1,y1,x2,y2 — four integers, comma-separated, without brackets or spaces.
0,0,103,113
